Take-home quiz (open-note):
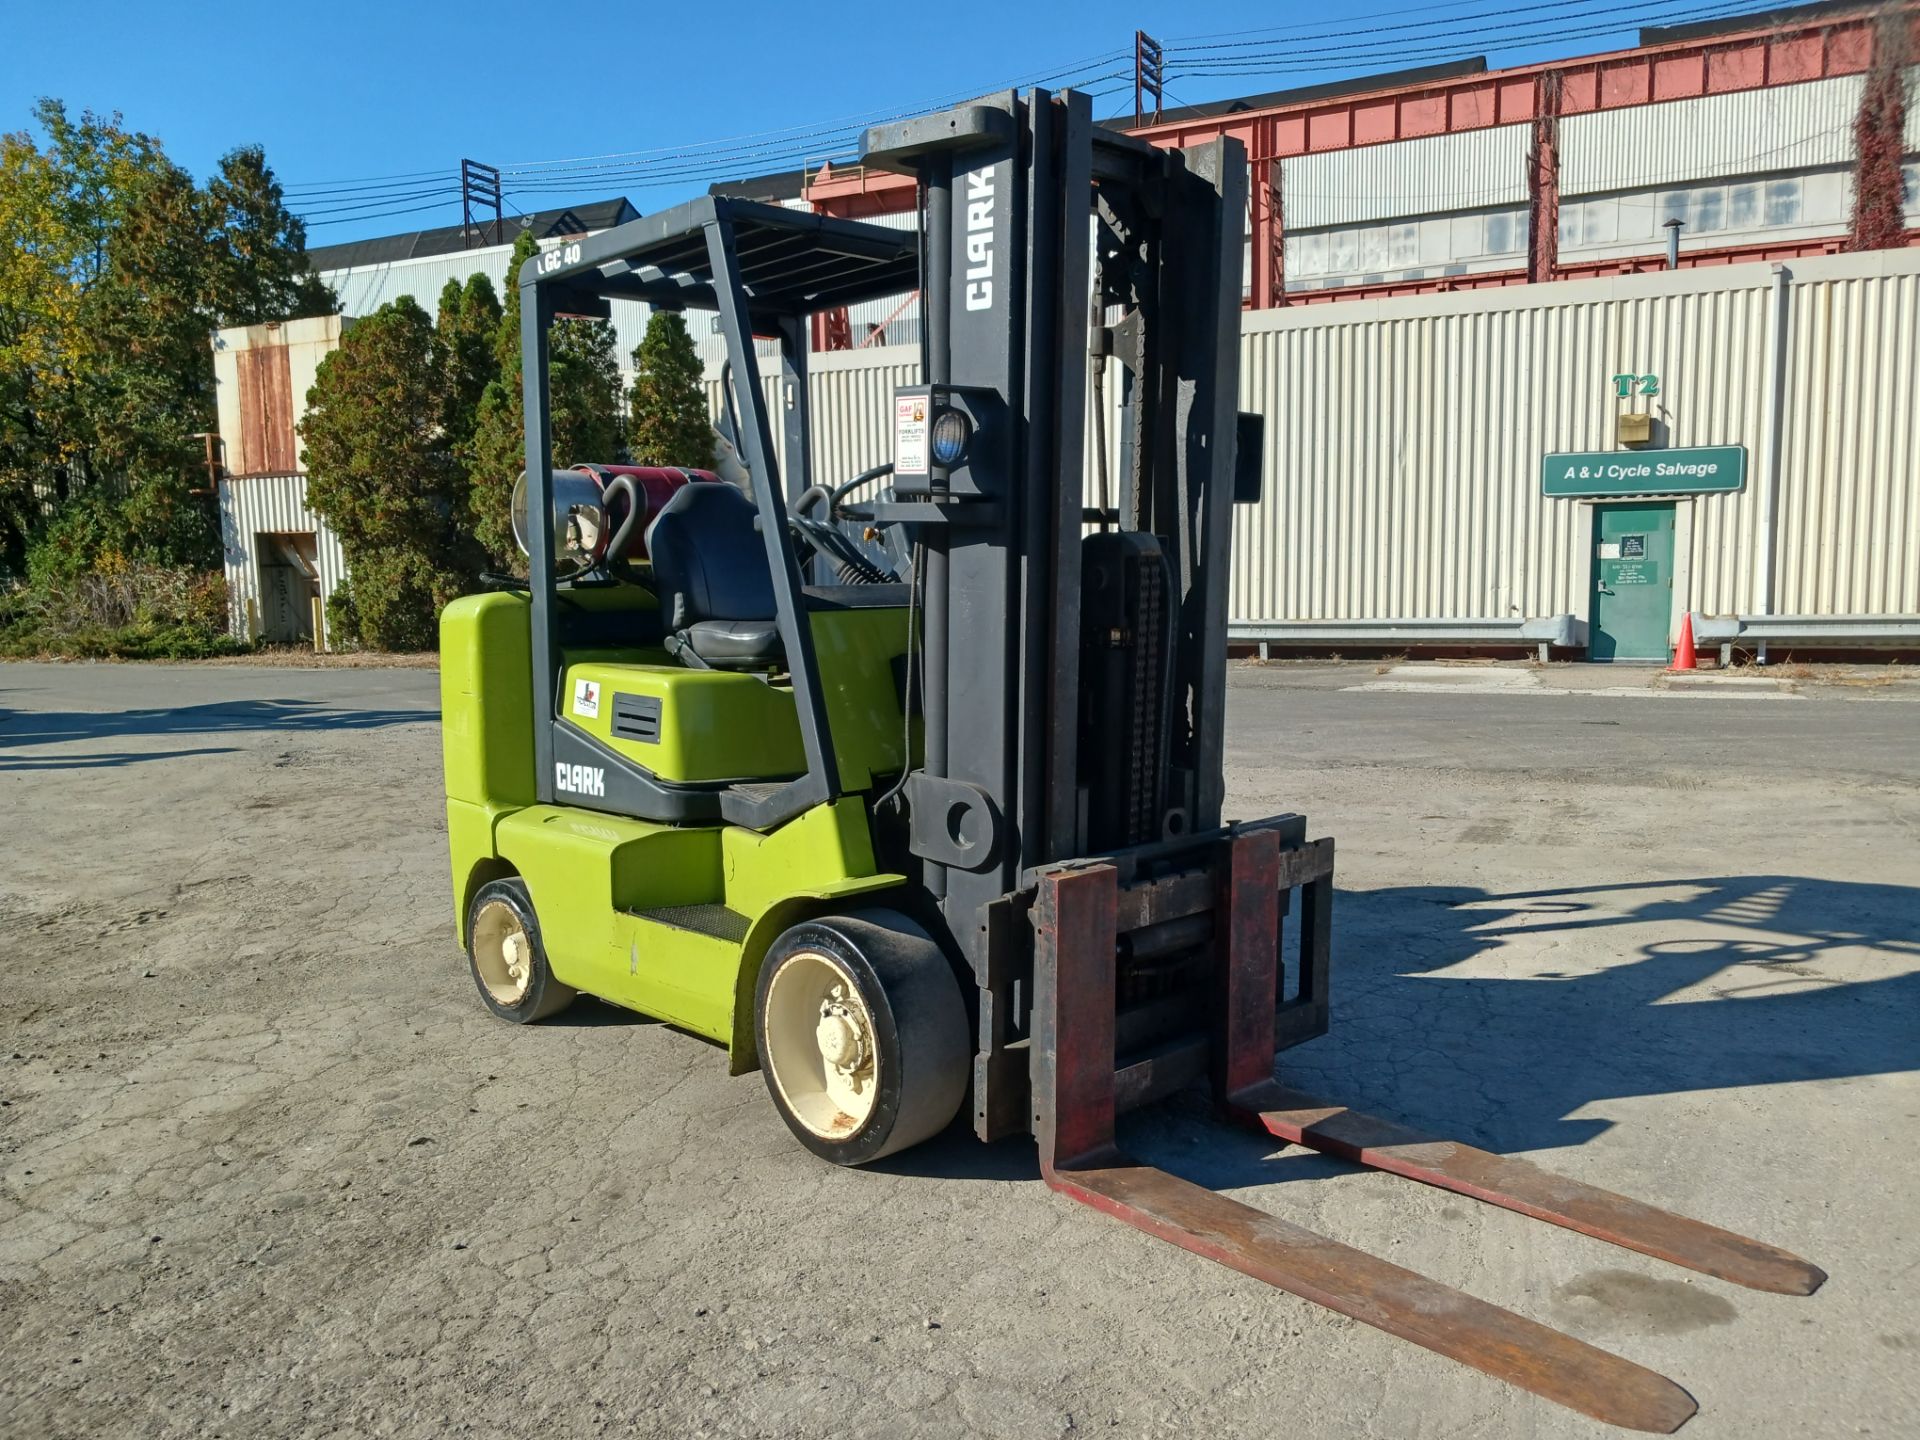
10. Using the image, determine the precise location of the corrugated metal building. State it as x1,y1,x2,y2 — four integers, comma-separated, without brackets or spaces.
215,250,1915,657
707,248,1919,658
211,316,352,647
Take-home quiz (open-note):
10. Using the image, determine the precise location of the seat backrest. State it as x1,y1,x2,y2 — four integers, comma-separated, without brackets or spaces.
643,481,778,631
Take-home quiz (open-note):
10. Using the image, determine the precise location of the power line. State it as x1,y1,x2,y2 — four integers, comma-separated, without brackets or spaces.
1172,0,1658,51
498,48,1131,172
286,46,1132,210
1166,0,1571,44
1167,1,1761,78
285,172,460,202
297,186,463,219
1169,0,1749,71
290,0,1785,231
305,197,463,229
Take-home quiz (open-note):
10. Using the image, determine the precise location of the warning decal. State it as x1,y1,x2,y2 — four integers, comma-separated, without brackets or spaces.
896,395,928,475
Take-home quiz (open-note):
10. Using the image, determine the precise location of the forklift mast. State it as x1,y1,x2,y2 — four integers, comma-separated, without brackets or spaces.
858,93,1318,1142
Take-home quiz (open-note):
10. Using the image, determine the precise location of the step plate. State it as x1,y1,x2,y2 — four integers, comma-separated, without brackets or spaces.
1047,1155,1698,1434
1231,1081,1826,1297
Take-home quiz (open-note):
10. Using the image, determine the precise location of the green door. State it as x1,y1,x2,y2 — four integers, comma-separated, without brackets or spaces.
1588,502,1675,662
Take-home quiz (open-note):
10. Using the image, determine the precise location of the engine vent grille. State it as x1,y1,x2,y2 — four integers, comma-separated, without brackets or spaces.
611,692,662,744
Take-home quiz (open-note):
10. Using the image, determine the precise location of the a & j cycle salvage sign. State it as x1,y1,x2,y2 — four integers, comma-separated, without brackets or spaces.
1541,445,1747,498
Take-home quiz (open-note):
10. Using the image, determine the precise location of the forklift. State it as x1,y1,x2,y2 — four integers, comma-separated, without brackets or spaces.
439,89,1821,1432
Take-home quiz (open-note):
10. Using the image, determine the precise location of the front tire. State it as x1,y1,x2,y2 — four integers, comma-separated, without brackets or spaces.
465,877,576,1023
755,910,968,1166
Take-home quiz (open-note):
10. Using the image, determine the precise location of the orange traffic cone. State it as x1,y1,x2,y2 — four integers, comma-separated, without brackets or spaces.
1670,612,1698,671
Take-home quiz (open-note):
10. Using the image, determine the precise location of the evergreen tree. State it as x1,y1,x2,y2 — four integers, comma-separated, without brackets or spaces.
202,145,336,325
434,272,501,464
467,230,623,567
627,310,713,467
301,296,475,649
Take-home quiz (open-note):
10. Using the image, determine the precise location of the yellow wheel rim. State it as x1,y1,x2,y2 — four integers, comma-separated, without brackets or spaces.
473,900,534,1006
763,949,880,1139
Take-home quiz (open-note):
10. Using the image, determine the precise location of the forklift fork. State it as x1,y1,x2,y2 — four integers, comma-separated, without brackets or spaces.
1031,829,1823,1433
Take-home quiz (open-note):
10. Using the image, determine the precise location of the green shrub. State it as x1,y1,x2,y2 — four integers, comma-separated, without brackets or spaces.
0,560,244,659
340,549,468,652
324,577,361,651
0,487,239,660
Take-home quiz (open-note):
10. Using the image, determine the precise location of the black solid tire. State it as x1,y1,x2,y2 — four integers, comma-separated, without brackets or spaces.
754,909,969,1166
465,877,576,1024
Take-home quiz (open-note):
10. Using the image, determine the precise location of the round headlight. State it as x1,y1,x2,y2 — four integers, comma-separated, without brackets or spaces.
930,408,972,467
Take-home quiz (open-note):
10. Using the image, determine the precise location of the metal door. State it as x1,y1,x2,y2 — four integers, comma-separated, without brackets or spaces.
1588,503,1674,662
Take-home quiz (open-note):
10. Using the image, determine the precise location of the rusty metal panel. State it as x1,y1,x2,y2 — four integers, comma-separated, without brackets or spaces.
234,345,295,477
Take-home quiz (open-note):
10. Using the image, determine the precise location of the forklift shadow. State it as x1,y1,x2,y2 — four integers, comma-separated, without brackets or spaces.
1291,873,1920,1159
0,698,430,770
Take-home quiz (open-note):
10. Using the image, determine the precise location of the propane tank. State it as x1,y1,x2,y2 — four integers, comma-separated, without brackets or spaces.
510,465,716,574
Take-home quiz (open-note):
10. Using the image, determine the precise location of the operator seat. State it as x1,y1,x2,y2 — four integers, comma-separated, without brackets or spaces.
644,480,786,670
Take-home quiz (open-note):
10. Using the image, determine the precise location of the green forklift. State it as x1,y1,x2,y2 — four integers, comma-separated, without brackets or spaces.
439,89,1820,1431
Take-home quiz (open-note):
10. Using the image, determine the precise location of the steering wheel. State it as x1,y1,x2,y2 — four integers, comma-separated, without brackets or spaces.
787,464,901,585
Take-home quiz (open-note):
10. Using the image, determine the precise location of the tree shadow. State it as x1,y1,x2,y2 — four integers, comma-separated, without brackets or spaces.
0,698,431,770
1275,873,1920,1159
881,873,1920,1191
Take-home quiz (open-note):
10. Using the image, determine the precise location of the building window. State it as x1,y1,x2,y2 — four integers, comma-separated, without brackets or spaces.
1905,162,1919,209
1764,178,1802,227
1728,183,1762,230
1484,210,1522,256
1360,226,1389,271
1389,223,1418,268
1690,186,1725,233
1560,198,1618,247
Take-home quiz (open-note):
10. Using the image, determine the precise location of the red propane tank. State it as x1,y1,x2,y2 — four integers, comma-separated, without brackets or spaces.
571,464,714,562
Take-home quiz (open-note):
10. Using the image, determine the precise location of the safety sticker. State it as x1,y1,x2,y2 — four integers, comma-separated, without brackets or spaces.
896,395,928,475
572,678,601,719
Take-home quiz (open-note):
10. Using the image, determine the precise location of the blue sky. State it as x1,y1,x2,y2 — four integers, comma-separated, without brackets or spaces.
1,0,1744,244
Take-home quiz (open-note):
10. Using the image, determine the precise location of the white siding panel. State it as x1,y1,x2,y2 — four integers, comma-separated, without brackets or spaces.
1776,265,1920,614
783,251,1920,630
217,474,349,647
1281,125,1530,229
1561,77,1862,197
703,345,920,493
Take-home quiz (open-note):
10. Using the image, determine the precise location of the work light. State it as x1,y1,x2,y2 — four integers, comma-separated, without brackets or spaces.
930,407,972,467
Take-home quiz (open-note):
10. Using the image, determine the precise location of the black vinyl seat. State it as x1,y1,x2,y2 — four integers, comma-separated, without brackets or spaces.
644,481,786,670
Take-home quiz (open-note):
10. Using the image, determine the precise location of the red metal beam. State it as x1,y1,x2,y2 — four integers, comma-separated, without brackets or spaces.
806,6,1917,315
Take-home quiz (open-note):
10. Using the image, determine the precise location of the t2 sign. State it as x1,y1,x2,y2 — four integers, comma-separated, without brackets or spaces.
1613,373,1660,398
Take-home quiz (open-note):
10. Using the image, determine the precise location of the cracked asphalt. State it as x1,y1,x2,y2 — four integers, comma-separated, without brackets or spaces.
2,659,1915,1439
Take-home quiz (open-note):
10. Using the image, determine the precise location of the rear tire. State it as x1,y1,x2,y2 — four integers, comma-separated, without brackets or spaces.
755,910,968,1166
465,878,575,1024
